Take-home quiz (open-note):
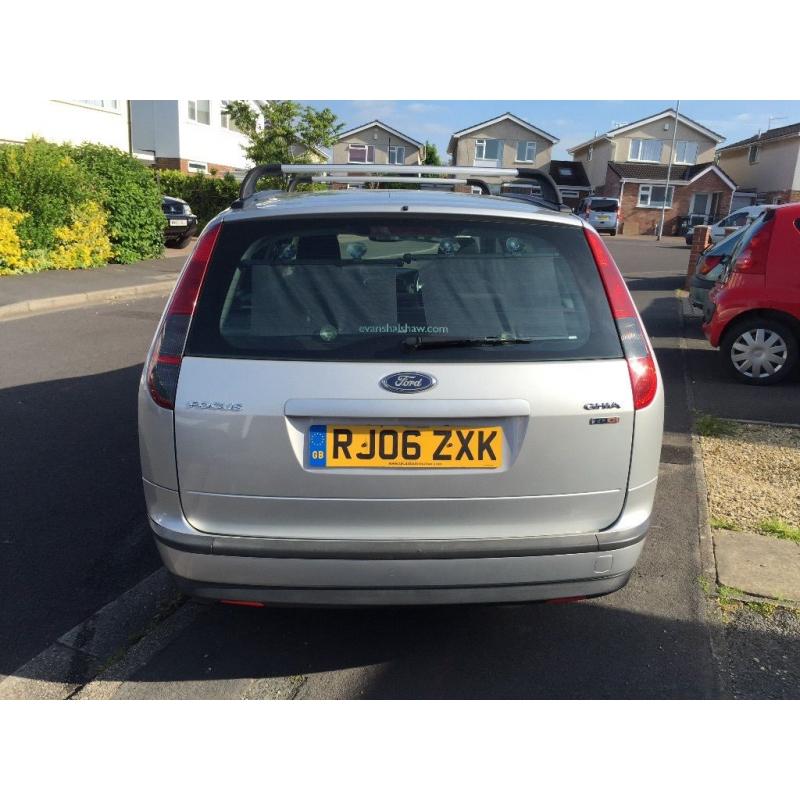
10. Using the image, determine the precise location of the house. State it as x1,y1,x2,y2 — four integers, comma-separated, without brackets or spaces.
447,112,558,193
569,109,736,236
716,121,800,205
129,100,256,176
0,100,130,150
331,120,424,167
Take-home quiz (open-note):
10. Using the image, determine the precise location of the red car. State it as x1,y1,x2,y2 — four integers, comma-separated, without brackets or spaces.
703,203,800,384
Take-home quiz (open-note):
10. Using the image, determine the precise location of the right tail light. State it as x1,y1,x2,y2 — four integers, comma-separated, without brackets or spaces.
698,254,723,275
584,226,658,410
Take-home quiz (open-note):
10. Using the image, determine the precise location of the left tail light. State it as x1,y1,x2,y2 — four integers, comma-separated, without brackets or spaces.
584,226,658,410
732,212,774,275
147,223,222,409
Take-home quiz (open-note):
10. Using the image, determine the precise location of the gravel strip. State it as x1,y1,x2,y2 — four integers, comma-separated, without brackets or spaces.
699,422,800,531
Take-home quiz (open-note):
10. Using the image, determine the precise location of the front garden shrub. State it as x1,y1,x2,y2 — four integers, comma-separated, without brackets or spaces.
0,138,92,253
0,208,30,273
68,143,164,263
49,200,114,269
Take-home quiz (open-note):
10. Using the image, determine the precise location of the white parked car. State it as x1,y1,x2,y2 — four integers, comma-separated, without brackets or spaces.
686,205,772,245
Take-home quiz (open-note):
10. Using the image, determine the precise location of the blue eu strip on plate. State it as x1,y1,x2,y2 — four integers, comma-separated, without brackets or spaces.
308,424,327,468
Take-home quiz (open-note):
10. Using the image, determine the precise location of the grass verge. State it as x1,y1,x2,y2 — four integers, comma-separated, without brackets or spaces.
758,518,800,544
695,413,738,437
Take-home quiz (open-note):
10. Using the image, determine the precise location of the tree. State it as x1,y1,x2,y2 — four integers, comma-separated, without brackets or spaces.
423,140,443,166
224,101,343,188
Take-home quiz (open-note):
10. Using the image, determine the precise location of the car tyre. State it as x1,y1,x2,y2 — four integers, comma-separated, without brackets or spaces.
720,317,798,385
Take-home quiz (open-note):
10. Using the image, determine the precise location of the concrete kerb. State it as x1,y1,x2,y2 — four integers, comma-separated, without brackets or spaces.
0,280,175,322
0,568,184,700
677,290,734,696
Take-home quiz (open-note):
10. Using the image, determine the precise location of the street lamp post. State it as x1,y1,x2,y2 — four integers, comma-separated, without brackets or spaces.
657,101,680,241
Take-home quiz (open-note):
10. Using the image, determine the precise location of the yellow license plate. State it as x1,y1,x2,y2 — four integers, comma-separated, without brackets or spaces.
308,424,502,469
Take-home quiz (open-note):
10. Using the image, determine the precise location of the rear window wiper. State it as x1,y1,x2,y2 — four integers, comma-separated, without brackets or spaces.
403,335,535,350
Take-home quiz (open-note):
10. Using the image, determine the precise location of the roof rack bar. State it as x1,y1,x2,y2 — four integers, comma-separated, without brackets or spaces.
237,163,282,200
310,176,468,185
234,163,564,207
283,164,522,178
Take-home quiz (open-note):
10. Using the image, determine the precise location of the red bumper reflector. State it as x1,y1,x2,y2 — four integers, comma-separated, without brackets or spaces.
220,600,265,608
546,596,586,605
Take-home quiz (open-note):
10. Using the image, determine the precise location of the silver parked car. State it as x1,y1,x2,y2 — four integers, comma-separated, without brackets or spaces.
578,196,622,236
139,163,663,606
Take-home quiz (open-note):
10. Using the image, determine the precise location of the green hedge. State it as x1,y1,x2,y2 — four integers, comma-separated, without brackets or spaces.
0,138,166,273
0,138,93,257
155,170,240,229
68,143,164,262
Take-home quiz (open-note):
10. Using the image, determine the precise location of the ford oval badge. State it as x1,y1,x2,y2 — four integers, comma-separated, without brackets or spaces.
380,372,437,394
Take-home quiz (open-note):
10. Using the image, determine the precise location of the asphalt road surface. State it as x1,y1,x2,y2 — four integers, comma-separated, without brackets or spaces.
1,236,796,697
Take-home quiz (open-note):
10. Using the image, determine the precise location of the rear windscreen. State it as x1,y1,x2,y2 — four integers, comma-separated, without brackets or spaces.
588,199,619,212
186,215,623,363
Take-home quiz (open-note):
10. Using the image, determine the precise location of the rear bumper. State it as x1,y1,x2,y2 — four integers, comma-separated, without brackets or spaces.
163,216,198,241
144,478,654,606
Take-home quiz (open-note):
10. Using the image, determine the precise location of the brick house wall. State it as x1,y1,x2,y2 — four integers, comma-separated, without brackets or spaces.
768,189,800,204
154,157,239,176
604,168,734,236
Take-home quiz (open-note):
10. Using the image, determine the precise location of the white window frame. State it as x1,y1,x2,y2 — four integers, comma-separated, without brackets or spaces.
748,144,760,164
347,144,375,164
515,140,536,163
637,184,675,209
673,140,699,165
187,161,208,174
69,99,120,113
387,145,406,165
219,101,240,133
474,138,502,162
187,100,211,125
629,138,663,163
588,145,593,161
690,192,711,216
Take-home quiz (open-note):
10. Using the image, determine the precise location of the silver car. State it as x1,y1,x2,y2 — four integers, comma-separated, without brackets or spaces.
139,164,663,606
579,196,621,236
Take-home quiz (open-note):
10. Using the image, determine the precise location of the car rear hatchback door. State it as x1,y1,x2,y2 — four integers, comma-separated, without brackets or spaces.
168,212,643,541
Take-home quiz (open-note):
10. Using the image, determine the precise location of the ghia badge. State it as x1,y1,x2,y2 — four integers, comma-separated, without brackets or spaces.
583,402,621,410
186,401,243,411
380,372,437,394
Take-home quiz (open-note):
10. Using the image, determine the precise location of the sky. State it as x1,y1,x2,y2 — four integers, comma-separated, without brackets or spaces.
301,100,800,161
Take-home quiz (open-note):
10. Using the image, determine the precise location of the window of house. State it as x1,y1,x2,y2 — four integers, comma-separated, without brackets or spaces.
515,141,536,162
638,184,674,208
188,162,208,173
475,139,502,160
388,145,406,164
588,145,593,161
220,101,241,132
673,140,699,165
348,144,375,163
629,138,662,162
748,144,760,164
188,100,211,125
74,99,119,111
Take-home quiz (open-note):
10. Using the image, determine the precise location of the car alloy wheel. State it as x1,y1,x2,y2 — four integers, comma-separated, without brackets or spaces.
730,327,788,379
